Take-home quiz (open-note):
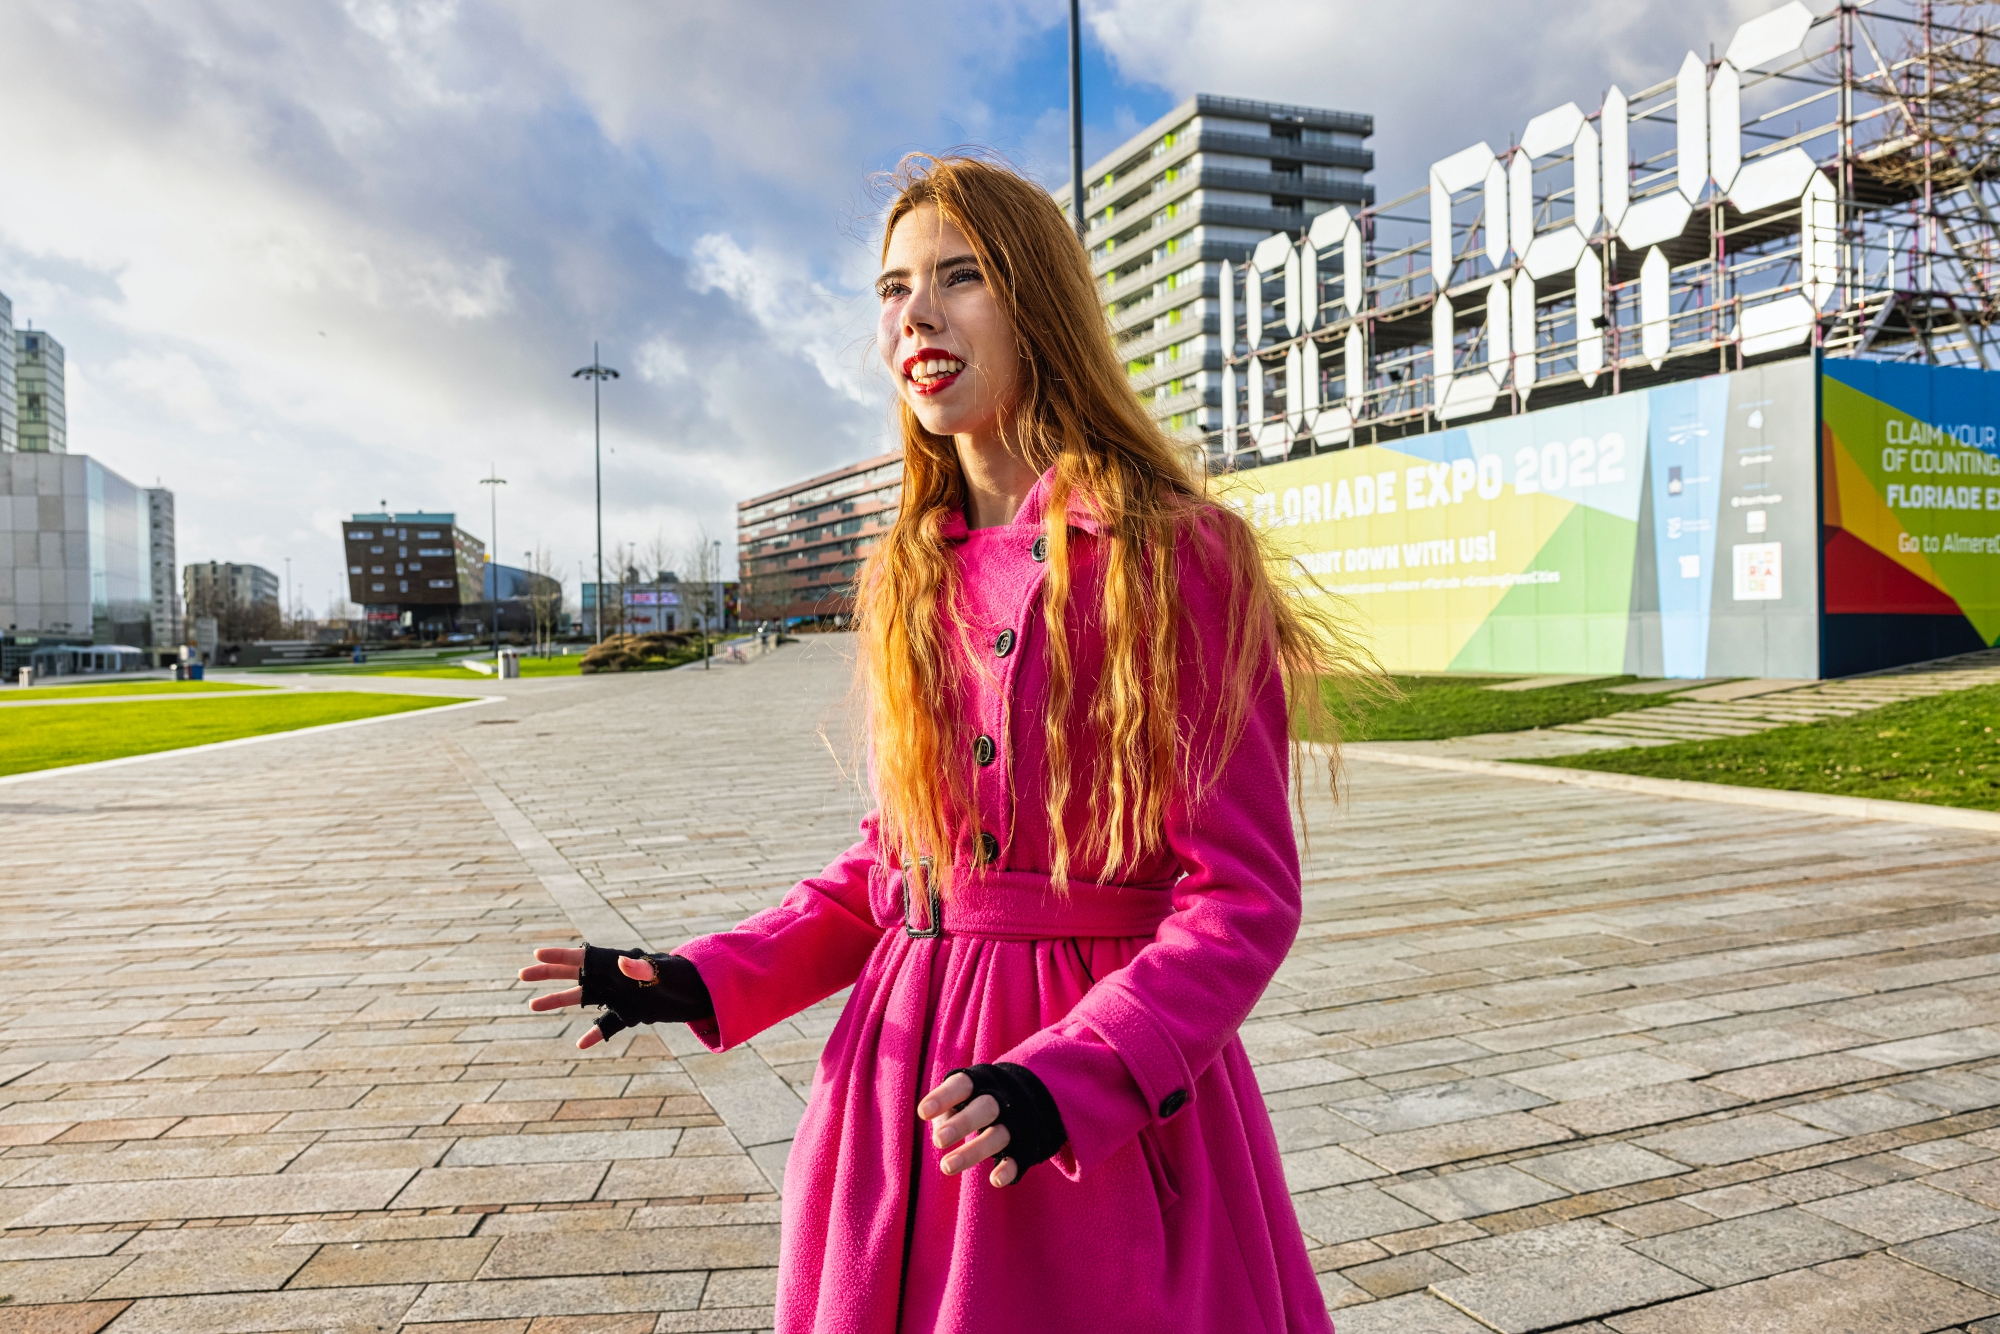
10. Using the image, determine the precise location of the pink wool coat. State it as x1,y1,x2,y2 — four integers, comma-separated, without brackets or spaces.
676,470,1332,1334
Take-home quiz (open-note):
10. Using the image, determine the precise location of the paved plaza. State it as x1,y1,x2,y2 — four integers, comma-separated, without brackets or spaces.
4,640,2000,1333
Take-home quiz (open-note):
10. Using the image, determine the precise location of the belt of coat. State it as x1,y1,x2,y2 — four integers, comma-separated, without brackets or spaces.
866,863,1175,941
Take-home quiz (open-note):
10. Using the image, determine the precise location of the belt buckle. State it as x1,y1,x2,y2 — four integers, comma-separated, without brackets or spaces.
901,857,941,938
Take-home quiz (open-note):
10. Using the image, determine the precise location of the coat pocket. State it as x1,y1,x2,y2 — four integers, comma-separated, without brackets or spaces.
1137,1125,1179,1213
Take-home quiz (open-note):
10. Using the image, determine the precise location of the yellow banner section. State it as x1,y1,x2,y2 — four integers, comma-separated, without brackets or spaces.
1216,445,1587,669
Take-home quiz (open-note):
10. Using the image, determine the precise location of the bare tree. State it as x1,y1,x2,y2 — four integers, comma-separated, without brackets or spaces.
526,546,563,655
607,539,642,639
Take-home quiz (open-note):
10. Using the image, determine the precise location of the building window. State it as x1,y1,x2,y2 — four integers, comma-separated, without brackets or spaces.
349,565,362,575
352,530,373,540
408,562,422,570
417,530,440,539
429,579,453,589
370,566,385,575
417,547,449,556
399,580,409,593
371,582,386,592
370,545,384,554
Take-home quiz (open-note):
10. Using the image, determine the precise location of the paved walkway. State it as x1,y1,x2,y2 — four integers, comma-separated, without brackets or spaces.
4,640,2000,1333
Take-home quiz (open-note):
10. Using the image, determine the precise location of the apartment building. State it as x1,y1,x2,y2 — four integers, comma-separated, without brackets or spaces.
185,561,280,616
737,452,902,624
1053,94,1373,454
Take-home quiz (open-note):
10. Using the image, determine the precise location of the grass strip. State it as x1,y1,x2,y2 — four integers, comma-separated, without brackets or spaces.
254,654,590,678
1313,674,1677,742
0,691,466,776
1,680,270,700
1531,682,2000,811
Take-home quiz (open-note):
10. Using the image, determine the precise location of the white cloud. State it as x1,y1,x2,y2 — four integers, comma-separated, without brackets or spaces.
688,233,881,410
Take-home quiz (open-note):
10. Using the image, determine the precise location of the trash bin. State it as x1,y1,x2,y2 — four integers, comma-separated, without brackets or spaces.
17,667,31,689
189,663,205,681
498,649,520,680
352,647,367,664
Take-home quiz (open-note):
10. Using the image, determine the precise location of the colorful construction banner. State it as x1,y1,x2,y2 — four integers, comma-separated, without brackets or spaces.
1820,360,2000,651
1222,359,1821,677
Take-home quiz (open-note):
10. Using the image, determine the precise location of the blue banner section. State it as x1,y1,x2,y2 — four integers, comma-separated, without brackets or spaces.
1824,360,2000,459
1647,377,1731,678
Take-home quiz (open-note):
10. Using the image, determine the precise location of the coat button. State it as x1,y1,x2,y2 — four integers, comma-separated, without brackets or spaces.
1158,1089,1187,1118
978,832,1000,864
1031,534,1049,562
994,628,1015,658
973,734,996,766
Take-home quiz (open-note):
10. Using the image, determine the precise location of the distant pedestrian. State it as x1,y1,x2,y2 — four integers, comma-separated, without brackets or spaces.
522,152,1368,1334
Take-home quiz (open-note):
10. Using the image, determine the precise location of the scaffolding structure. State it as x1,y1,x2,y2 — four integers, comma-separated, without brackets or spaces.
1219,0,2000,465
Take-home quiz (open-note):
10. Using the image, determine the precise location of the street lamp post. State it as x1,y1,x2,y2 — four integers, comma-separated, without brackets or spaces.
1069,0,1086,245
706,537,722,671
283,557,291,637
571,344,620,644
480,469,507,659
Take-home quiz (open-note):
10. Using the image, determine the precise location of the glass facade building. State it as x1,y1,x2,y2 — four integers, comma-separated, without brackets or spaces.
2,452,160,646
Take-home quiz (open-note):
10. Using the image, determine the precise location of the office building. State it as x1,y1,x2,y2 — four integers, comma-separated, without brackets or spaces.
342,511,484,636
16,329,65,454
737,452,902,624
1051,94,1373,453
183,561,277,618
148,489,181,648
2,452,166,654
0,293,15,454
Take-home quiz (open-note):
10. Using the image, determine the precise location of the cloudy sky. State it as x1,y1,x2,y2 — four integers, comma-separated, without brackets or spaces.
0,0,1776,614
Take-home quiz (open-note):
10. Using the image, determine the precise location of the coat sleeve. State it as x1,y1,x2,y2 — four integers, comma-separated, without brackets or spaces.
672,812,888,1051
1001,516,1303,1178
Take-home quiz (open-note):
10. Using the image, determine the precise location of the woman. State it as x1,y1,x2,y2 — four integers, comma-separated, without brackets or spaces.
522,153,1360,1333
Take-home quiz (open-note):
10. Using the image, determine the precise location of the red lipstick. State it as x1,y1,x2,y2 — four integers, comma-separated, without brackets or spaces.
902,347,966,396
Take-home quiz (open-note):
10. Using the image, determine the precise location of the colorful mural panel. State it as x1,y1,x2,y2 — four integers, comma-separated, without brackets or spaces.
1820,360,2000,664
1222,360,1820,678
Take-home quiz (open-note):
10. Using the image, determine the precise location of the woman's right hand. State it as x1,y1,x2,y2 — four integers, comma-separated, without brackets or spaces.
519,947,658,1049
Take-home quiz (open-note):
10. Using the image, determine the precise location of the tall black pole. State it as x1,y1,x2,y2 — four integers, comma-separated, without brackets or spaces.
1069,0,1087,244
574,344,618,644
592,342,604,643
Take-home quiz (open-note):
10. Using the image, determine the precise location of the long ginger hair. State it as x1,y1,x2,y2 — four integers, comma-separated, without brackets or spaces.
855,152,1368,891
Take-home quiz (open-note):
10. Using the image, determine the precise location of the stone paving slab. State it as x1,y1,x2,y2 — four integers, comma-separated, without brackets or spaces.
5,638,2000,1330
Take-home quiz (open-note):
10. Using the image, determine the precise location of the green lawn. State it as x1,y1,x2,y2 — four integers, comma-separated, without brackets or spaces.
253,654,588,679
1535,683,2000,810
2,680,270,700
1313,674,1676,742
0,691,468,776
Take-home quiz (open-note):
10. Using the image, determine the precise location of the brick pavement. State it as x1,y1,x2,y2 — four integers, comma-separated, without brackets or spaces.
3,639,2000,1332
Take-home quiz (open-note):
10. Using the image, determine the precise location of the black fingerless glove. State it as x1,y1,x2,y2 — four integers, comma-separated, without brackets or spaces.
945,1062,1067,1178
578,945,715,1040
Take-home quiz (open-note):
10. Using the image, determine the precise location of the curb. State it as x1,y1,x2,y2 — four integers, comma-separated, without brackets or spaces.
1347,745,2000,835
0,695,498,786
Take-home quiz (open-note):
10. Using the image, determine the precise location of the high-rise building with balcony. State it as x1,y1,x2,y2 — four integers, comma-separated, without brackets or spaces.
16,329,65,454
1054,95,1373,455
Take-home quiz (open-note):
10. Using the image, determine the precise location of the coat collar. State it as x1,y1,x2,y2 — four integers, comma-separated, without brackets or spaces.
937,466,1105,543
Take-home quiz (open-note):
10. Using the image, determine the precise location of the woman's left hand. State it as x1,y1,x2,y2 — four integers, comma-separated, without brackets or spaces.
917,1072,1019,1187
